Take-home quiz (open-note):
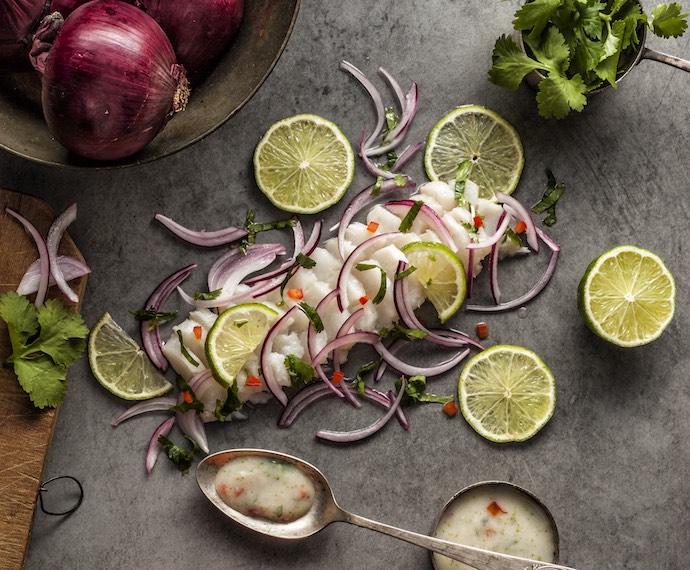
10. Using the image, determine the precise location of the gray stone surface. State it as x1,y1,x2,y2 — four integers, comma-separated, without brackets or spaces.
2,1,690,568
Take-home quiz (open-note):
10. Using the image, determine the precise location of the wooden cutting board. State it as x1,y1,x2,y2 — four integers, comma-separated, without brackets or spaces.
0,188,88,570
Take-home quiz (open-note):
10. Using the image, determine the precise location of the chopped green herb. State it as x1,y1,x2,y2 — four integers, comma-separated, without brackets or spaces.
194,289,222,301
168,376,204,413
352,357,383,395
395,375,453,407
371,176,384,196
398,200,424,232
0,292,88,409
298,302,324,333
158,435,201,475
379,322,428,341
355,263,387,304
395,265,417,280
531,169,565,226
130,307,177,331
241,210,297,251
214,384,242,421
279,253,317,298
284,354,315,387
176,330,199,367
233,319,249,328
453,160,472,203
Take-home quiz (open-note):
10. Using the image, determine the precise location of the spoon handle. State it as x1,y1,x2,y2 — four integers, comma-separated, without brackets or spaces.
342,510,578,570
642,47,690,73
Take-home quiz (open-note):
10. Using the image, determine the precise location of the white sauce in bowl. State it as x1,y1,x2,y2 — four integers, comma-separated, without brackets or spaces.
214,456,315,523
432,483,557,570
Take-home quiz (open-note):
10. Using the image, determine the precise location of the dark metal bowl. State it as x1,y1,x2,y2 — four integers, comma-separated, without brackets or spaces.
0,0,300,168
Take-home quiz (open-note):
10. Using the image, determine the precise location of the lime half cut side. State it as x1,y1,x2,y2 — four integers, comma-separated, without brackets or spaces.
424,105,524,200
88,312,173,400
401,241,466,323
205,303,279,388
459,345,555,443
578,245,676,347
253,113,355,214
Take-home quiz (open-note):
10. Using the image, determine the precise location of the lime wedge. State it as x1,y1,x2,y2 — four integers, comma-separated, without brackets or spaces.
578,245,676,347
205,303,279,388
253,114,355,214
458,345,555,443
88,312,173,400
424,105,524,200
401,241,466,323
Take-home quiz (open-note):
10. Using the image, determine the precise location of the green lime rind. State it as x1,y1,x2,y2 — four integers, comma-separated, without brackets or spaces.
458,344,555,443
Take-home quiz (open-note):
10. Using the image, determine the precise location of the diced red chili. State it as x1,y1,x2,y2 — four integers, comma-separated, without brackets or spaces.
442,401,459,417
515,220,527,234
367,221,380,233
182,390,193,404
475,321,489,339
359,295,370,305
287,288,304,300
332,371,344,385
193,325,202,340
246,374,262,387
487,501,507,517
473,215,484,228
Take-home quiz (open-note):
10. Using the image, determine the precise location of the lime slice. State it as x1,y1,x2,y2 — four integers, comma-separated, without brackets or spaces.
205,303,279,388
401,241,466,323
88,312,173,400
459,345,555,443
578,245,676,347
424,105,524,200
253,113,355,214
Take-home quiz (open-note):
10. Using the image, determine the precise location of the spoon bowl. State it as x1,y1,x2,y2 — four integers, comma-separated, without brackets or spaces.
197,449,580,570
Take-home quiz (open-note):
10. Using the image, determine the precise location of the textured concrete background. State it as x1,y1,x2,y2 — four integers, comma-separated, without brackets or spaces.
1,0,690,568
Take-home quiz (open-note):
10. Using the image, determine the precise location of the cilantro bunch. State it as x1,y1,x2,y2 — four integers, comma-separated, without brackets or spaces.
0,291,88,408
489,0,688,118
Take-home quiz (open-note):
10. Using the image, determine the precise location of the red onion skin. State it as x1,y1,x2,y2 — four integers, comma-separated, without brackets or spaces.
41,0,189,161
0,0,48,64
140,0,244,73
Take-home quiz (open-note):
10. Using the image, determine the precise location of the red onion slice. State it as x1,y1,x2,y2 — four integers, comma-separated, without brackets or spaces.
260,305,301,407
17,255,91,296
467,227,560,313
466,248,475,299
315,378,406,443
46,203,78,303
340,60,386,148
374,341,470,378
466,211,510,250
244,221,306,286
146,415,175,474
359,130,397,180
307,289,345,400
310,332,380,368
495,192,539,252
176,409,208,454
207,243,285,293
385,200,457,252
392,142,424,172
337,232,403,310
155,213,248,247
111,397,177,426
377,66,406,113
5,207,50,307
365,82,419,156
488,241,501,305
332,308,365,372
141,263,196,371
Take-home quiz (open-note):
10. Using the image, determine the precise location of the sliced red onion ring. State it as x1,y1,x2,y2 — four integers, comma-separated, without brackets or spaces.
141,263,196,371
207,243,286,293
495,192,539,252
377,66,406,112
385,200,457,252
315,378,406,443
176,409,208,454
467,227,560,312
310,331,379,368
146,415,175,474
340,60,386,149
466,211,510,250
243,221,307,286
359,130,397,180
155,213,248,247
337,232,403,310
332,307,365,372
466,248,475,299
365,82,418,156
17,255,91,296
111,396,177,426
46,203,79,303
374,341,470,378
6,207,50,306
333,179,414,260
307,289,346,400
373,338,405,382
489,241,501,305
260,305,301,407
392,141,424,172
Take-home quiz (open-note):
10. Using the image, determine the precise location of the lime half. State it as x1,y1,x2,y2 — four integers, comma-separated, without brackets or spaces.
401,241,466,323
459,345,555,443
424,105,524,200
578,245,676,347
205,303,279,388
88,312,173,400
253,114,355,214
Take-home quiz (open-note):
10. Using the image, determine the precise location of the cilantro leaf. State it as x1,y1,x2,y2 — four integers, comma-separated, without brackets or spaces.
536,72,587,118
214,384,242,421
158,435,200,475
0,292,88,409
130,308,177,331
489,35,542,90
513,0,565,40
649,3,689,37
284,354,315,388
394,375,453,407
532,169,566,226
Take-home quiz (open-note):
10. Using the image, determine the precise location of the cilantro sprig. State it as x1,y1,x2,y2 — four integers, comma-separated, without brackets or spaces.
0,292,88,409
489,0,688,118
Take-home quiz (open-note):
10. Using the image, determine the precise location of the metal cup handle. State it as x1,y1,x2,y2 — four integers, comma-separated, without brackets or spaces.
641,47,690,73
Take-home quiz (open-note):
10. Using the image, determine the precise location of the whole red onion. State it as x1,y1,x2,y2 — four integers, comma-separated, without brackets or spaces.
41,0,189,161
0,0,48,64
140,0,244,73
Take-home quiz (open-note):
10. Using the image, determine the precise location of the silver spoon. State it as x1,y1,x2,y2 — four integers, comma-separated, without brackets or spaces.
197,449,578,570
